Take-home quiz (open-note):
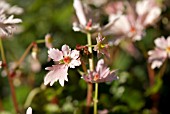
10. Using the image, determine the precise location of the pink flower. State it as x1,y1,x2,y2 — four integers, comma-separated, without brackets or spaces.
73,0,99,33
148,36,170,69
104,0,161,44
82,59,118,83
94,33,110,58
73,0,118,34
44,44,81,86
136,0,161,26
0,15,22,37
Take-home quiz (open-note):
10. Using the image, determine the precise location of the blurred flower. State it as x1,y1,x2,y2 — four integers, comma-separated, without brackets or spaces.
94,33,110,58
0,14,22,37
136,0,161,26
73,0,99,33
82,59,118,83
73,0,118,34
104,1,125,15
44,45,81,86
148,36,170,69
26,107,32,114
0,0,23,37
30,56,41,73
104,0,161,44
45,33,53,49
0,0,23,15
7,5,23,15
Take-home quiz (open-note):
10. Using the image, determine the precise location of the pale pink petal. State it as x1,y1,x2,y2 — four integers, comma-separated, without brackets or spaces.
167,36,170,47
26,107,32,114
44,65,68,86
136,0,150,16
151,60,163,69
4,15,22,24
70,50,80,59
100,67,110,78
69,59,81,68
73,0,87,26
103,71,118,82
154,37,168,49
144,7,161,26
148,48,167,69
96,59,104,72
48,48,63,61
109,15,131,35
62,45,71,57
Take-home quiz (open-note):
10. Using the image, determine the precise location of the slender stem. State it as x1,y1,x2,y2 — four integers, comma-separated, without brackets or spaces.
87,33,94,70
36,39,45,44
147,63,155,87
87,33,98,114
15,40,45,70
15,42,34,69
85,33,94,114
94,83,98,114
0,38,19,113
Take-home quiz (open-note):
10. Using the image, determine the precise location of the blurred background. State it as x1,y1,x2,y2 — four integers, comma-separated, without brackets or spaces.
0,0,170,114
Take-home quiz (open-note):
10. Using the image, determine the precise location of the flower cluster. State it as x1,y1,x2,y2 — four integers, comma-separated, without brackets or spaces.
105,0,161,44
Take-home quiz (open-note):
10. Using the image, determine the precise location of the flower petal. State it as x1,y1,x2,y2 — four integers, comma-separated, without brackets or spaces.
71,50,80,59
48,48,63,61
73,0,87,26
26,107,32,114
96,59,104,72
154,37,167,49
69,59,81,68
44,65,68,86
144,7,161,26
62,44,71,57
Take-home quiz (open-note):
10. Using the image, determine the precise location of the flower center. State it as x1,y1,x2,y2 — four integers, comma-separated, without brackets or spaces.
85,19,92,30
130,27,136,33
93,73,99,81
63,56,71,64
166,47,170,53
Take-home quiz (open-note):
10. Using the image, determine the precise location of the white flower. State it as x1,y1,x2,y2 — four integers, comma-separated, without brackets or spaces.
82,59,118,83
148,36,170,69
44,45,81,86
0,14,22,36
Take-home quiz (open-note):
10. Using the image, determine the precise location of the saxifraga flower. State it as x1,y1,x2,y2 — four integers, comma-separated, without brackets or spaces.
148,36,170,69
44,44,81,86
82,59,118,83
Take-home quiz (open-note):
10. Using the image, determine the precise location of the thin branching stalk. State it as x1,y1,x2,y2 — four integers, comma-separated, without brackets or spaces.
86,33,94,114
87,33,98,114
94,83,98,114
15,40,45,70
0,38,19,113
